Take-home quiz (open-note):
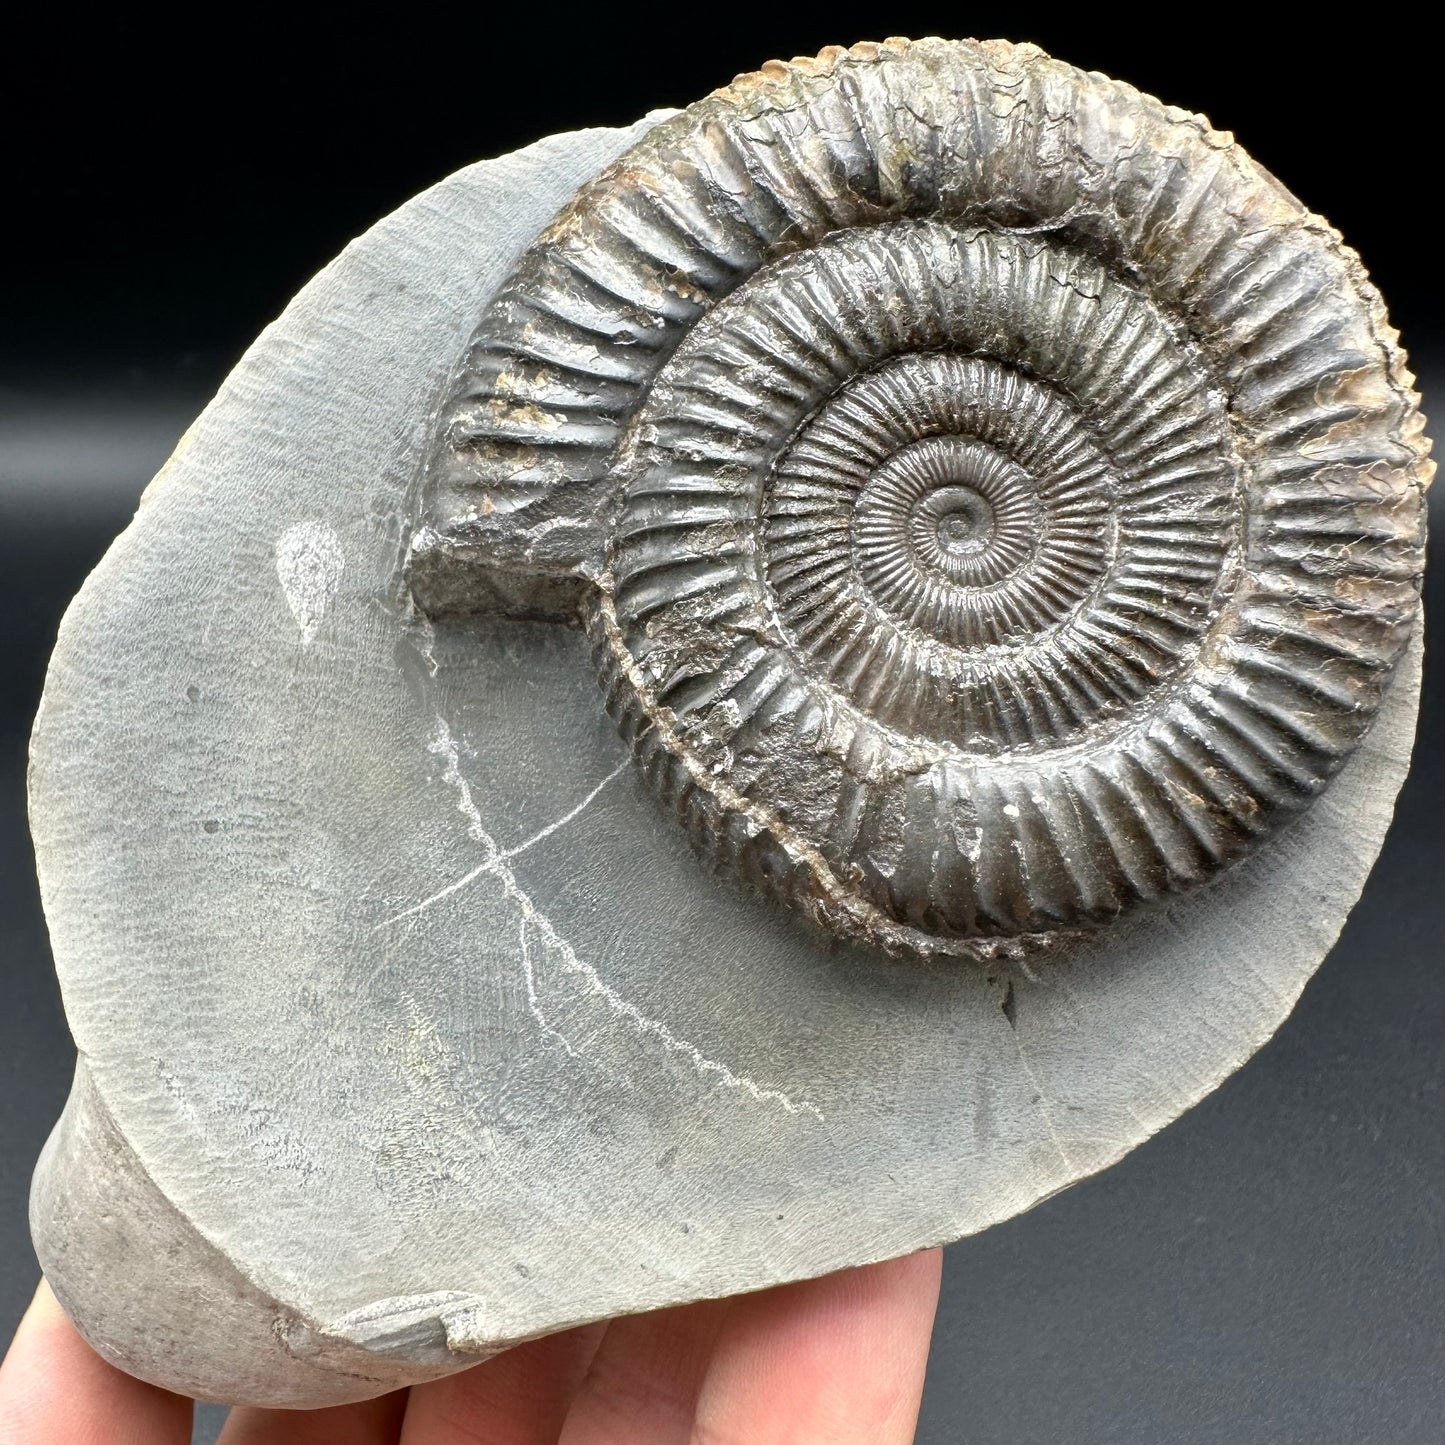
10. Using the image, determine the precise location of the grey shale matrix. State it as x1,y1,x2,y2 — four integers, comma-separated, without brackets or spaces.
27,38,1431,1408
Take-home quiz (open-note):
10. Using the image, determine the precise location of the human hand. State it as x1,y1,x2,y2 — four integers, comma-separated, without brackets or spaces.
0,1249,941,1443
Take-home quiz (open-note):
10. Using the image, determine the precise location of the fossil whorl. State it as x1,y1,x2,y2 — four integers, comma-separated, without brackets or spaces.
410,37,1431,958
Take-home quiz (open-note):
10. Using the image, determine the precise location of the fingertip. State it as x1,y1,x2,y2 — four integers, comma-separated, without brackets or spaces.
889,1244,944,1304
693,1249,944,1445
18,1277,79,1338
0,1275,193,1445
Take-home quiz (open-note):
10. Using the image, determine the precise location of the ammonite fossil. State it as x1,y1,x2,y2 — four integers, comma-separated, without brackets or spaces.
21,33,1434,1411
410,37,1430,958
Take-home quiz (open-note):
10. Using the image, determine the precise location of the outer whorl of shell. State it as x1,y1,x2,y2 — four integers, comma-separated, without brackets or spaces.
411,38,1431,958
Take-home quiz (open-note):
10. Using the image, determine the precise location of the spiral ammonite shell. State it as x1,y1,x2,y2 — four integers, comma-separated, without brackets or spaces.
411,37,1431,958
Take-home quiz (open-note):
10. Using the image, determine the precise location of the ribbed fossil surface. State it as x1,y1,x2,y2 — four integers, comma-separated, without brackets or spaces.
412,37,1430,957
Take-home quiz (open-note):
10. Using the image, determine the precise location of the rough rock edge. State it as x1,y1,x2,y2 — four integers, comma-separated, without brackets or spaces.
31,1062,505,1406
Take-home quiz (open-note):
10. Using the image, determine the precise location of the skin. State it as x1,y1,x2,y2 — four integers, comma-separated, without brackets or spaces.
0,1250,942,1445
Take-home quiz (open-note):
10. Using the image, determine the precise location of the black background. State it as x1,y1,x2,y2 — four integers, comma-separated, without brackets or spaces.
2,7,1441,1442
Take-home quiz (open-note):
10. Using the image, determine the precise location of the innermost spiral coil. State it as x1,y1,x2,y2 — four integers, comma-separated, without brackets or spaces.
764,348,1134,752
865,441,1039,592
924,489,992,557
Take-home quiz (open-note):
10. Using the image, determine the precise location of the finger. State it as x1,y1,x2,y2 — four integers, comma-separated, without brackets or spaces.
400,1320,605,1445
217,1389,408,1445
556,1298,728,1445
690,1248,943,1445
0,1277,193,1445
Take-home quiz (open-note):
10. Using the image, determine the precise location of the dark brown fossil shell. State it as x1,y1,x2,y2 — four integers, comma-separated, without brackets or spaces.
410,37,1431,958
